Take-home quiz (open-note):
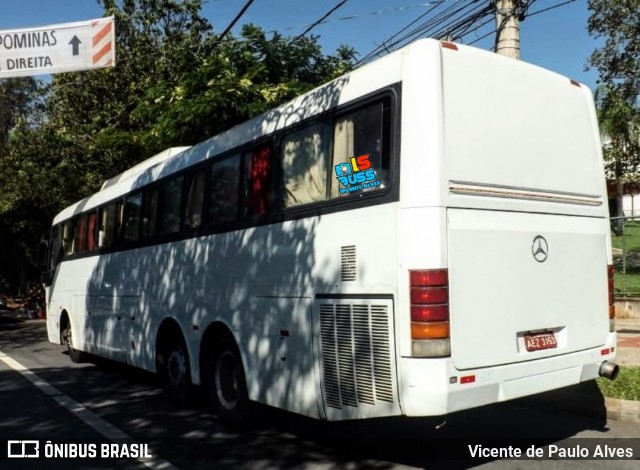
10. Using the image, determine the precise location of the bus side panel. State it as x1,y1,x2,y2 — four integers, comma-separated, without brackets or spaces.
244,296,320,418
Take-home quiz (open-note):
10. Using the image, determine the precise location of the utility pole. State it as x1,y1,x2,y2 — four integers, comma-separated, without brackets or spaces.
494,0,521,59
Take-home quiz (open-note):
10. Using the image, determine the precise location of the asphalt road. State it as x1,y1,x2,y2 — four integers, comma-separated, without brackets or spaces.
0,313,638,470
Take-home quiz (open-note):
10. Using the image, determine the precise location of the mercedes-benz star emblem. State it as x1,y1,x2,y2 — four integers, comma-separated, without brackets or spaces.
532,235,549,263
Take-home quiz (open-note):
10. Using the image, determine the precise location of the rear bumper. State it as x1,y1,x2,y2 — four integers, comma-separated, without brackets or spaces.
397,332,617,416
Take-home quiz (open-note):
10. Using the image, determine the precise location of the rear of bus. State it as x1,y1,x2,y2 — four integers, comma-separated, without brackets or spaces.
397,40,617,416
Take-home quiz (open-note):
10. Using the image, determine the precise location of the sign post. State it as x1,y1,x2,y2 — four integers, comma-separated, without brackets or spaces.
0,17,115,78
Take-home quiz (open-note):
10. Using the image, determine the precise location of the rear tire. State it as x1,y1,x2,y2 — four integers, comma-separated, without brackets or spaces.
206,336,250,427
161,335,194,408
61,319,86,363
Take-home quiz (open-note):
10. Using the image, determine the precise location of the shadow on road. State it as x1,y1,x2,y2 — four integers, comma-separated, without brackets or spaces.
0,319,611,469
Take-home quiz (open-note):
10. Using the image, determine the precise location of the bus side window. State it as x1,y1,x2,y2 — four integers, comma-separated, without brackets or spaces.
123,193,143,242
159,175,184,234
86,211,98,252
62,220,75,256
49,225,63,269
331,100,389,198
99,204,116,249
243,144,272,217
75,215,87,254
142,187,159,239
281,122,330,208
209,154,241,224
184,169,205,229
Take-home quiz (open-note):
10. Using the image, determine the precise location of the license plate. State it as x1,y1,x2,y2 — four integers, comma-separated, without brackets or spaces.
524,332,557,352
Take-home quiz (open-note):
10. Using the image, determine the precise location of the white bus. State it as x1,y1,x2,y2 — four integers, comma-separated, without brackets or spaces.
45,39,618,423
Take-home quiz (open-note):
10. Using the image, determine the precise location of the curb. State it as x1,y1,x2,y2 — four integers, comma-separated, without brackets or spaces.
605,397,640,423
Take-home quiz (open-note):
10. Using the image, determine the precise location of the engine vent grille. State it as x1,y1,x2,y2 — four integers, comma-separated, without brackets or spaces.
320,302,395,410
341,245,357,281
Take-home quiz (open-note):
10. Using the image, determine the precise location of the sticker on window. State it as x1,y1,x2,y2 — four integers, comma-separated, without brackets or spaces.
334,154,381,195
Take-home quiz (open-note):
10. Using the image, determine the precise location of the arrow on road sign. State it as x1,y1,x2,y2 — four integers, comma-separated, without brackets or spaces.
69,35,81,56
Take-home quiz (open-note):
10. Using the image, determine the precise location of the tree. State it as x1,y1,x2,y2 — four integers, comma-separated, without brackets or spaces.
588,0,640,233
0,0,355,290
0,77,40,158
588,0,640,103
595,86,640,234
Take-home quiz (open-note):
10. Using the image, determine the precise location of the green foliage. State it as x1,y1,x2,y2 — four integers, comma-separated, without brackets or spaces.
0,0,355,289
597,366,640,401
611,221,640,295
588,1,640,235
0,77,40,157
595,86,640,182
588,0,640,102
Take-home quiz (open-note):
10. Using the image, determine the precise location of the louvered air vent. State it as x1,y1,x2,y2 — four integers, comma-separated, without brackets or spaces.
341,245,356,281
320,302,395,410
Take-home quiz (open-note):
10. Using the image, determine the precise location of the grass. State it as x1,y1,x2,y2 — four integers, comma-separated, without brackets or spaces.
611,221,640,252
611,221,640,296
596,366,640,401
614,272,640,296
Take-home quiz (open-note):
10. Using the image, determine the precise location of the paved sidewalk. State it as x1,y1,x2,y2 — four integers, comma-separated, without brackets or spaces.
616,318,640,367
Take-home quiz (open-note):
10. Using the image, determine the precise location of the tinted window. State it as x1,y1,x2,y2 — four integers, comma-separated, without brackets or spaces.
244,145,271,216
75,215,87,254
209,154,241,223
159,176,184,234
281,122,330,208
123,193,143,242
86,211,97,252
99,204,117,249
184,169,206,229
142,188,159,239
331,101,388,198
62,221,74,255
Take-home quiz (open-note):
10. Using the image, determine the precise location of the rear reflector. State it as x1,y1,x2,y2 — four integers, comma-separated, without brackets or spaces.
410,269,451,356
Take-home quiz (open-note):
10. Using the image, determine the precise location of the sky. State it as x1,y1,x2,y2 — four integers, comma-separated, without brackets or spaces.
0,0,602,91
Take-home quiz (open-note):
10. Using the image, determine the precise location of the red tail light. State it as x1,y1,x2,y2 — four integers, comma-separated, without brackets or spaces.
608,265,615,332
410,269,450,357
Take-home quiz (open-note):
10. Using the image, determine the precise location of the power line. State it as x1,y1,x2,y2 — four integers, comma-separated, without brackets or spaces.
466,0,575,48
527,0,576,18
294,0,351,41
355,0,457,64
266,2,443,34
356,0,490,65
215,0,256,45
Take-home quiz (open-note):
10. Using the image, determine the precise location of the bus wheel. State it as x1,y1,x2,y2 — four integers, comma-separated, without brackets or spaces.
61,320,85,363
207,336,250,426
162,337,193,408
